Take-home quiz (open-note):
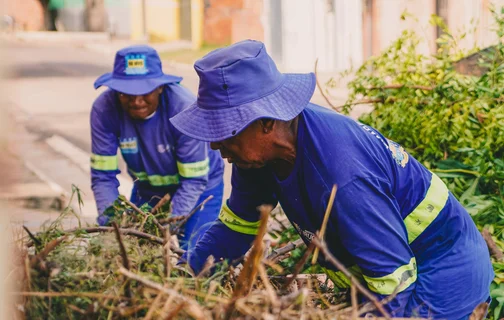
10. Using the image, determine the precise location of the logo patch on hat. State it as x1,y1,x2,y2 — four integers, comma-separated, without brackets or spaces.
125,54,148,75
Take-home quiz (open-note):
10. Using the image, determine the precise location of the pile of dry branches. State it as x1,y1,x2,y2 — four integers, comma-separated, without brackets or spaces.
6,190,484,319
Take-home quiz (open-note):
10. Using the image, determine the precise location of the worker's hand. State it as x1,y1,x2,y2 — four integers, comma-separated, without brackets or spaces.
97,204,121,226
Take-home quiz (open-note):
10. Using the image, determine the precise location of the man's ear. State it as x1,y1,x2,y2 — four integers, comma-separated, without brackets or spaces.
260,118,275,133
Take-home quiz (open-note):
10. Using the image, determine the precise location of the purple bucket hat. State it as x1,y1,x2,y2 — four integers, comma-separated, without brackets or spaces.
94,45,182,95
170,40,316,142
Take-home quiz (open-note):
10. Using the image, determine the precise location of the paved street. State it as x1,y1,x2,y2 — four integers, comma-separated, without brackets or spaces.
1,36,365,227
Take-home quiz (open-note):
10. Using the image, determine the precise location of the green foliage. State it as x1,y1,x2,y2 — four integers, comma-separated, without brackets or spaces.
336,7,504,318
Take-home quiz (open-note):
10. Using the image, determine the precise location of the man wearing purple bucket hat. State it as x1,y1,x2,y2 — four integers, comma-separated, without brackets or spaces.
90,45,224,250
170,40,493,318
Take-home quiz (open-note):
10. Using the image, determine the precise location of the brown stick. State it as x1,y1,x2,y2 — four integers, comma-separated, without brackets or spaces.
351,284,358,319
150,193,171,214
164,228,172,278
26,227,184,255
282,243,314,290
118,267,207,320
29,236,68,268
482,228,504,261
312,185,337,264
11,291,129,300
225,206,272,320
367,84,434,91
112,222,131,298
311,237,391,319
124,198,165,234
158,215,186,225
334,98,385,111
165,302,186,320
23,226,41,246
266,238,305,262
171,195,214,234
314,58,340,112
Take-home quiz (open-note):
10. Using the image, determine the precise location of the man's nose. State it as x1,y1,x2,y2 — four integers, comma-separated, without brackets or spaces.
132,95,145,106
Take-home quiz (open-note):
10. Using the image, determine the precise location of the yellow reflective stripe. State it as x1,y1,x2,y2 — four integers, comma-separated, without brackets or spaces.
218,203,260,235
177,158,210,178
90,154,118,171
323,265,363,289
404,173,449,244
129,170,180,186
363,257,417,295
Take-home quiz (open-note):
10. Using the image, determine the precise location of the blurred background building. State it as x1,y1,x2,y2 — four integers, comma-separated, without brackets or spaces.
2,0,504,72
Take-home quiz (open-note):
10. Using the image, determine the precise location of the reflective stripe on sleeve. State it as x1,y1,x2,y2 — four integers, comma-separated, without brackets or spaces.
363,257,417,295
218,203,260,235
177,158,210,178
129,170,180,186
90,154,118,171
404,173,449,244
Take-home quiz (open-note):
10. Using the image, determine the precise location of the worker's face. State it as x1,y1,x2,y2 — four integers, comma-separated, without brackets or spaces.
117,86,163,120
210,120,273,170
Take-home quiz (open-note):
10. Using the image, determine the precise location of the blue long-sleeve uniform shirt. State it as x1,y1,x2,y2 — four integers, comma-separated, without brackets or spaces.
90,84,224,217
184,103,493,318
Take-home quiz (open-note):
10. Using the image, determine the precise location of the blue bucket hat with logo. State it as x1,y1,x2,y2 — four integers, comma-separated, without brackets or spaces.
94,45,182,95
170,40,316,142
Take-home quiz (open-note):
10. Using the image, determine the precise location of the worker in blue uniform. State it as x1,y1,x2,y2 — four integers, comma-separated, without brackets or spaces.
169,40,493,319
90,45,224,250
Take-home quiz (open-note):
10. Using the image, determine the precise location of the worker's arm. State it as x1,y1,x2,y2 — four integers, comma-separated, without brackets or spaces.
171,130,212,216
90,104,120,224
181,165,277,274
333,177,416,316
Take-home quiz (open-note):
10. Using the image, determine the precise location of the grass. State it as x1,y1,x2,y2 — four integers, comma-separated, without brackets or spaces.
159,44,223,65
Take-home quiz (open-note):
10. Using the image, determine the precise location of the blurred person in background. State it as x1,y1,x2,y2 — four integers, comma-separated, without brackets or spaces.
90,45,224,250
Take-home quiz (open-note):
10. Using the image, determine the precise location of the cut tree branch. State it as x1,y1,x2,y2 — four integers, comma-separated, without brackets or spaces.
311,237,391,319
314,58,339,112
482,228,504,261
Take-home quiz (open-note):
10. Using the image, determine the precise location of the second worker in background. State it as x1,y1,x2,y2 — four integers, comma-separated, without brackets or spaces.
90,45,224,250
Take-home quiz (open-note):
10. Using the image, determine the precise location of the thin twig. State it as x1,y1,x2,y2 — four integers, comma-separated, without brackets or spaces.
315,58,339,112
23,226,41,246
266,238,305,262
482,228,504,261
150,193,171,214
171,195,214,234
118,267,207,320
124,198,165,234
312,185,337,264
311,237,391,319
112,222,131,298
30,236,68,268
26,227,184,255
165,228,172,278
351,284,358,319
11,291,130,300
335,98,385,110
282,243,314,290
225,205,272,319
367,84,434,91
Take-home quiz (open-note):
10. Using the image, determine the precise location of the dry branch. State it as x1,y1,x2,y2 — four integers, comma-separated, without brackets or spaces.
112,222,131,298
29,236,67,268
266,238,305,262
171,195,214,234
150,193,171,214
314,58,340,112
482,228,504,261
118,267,207,320
311,237,391,319
312,185,337,264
